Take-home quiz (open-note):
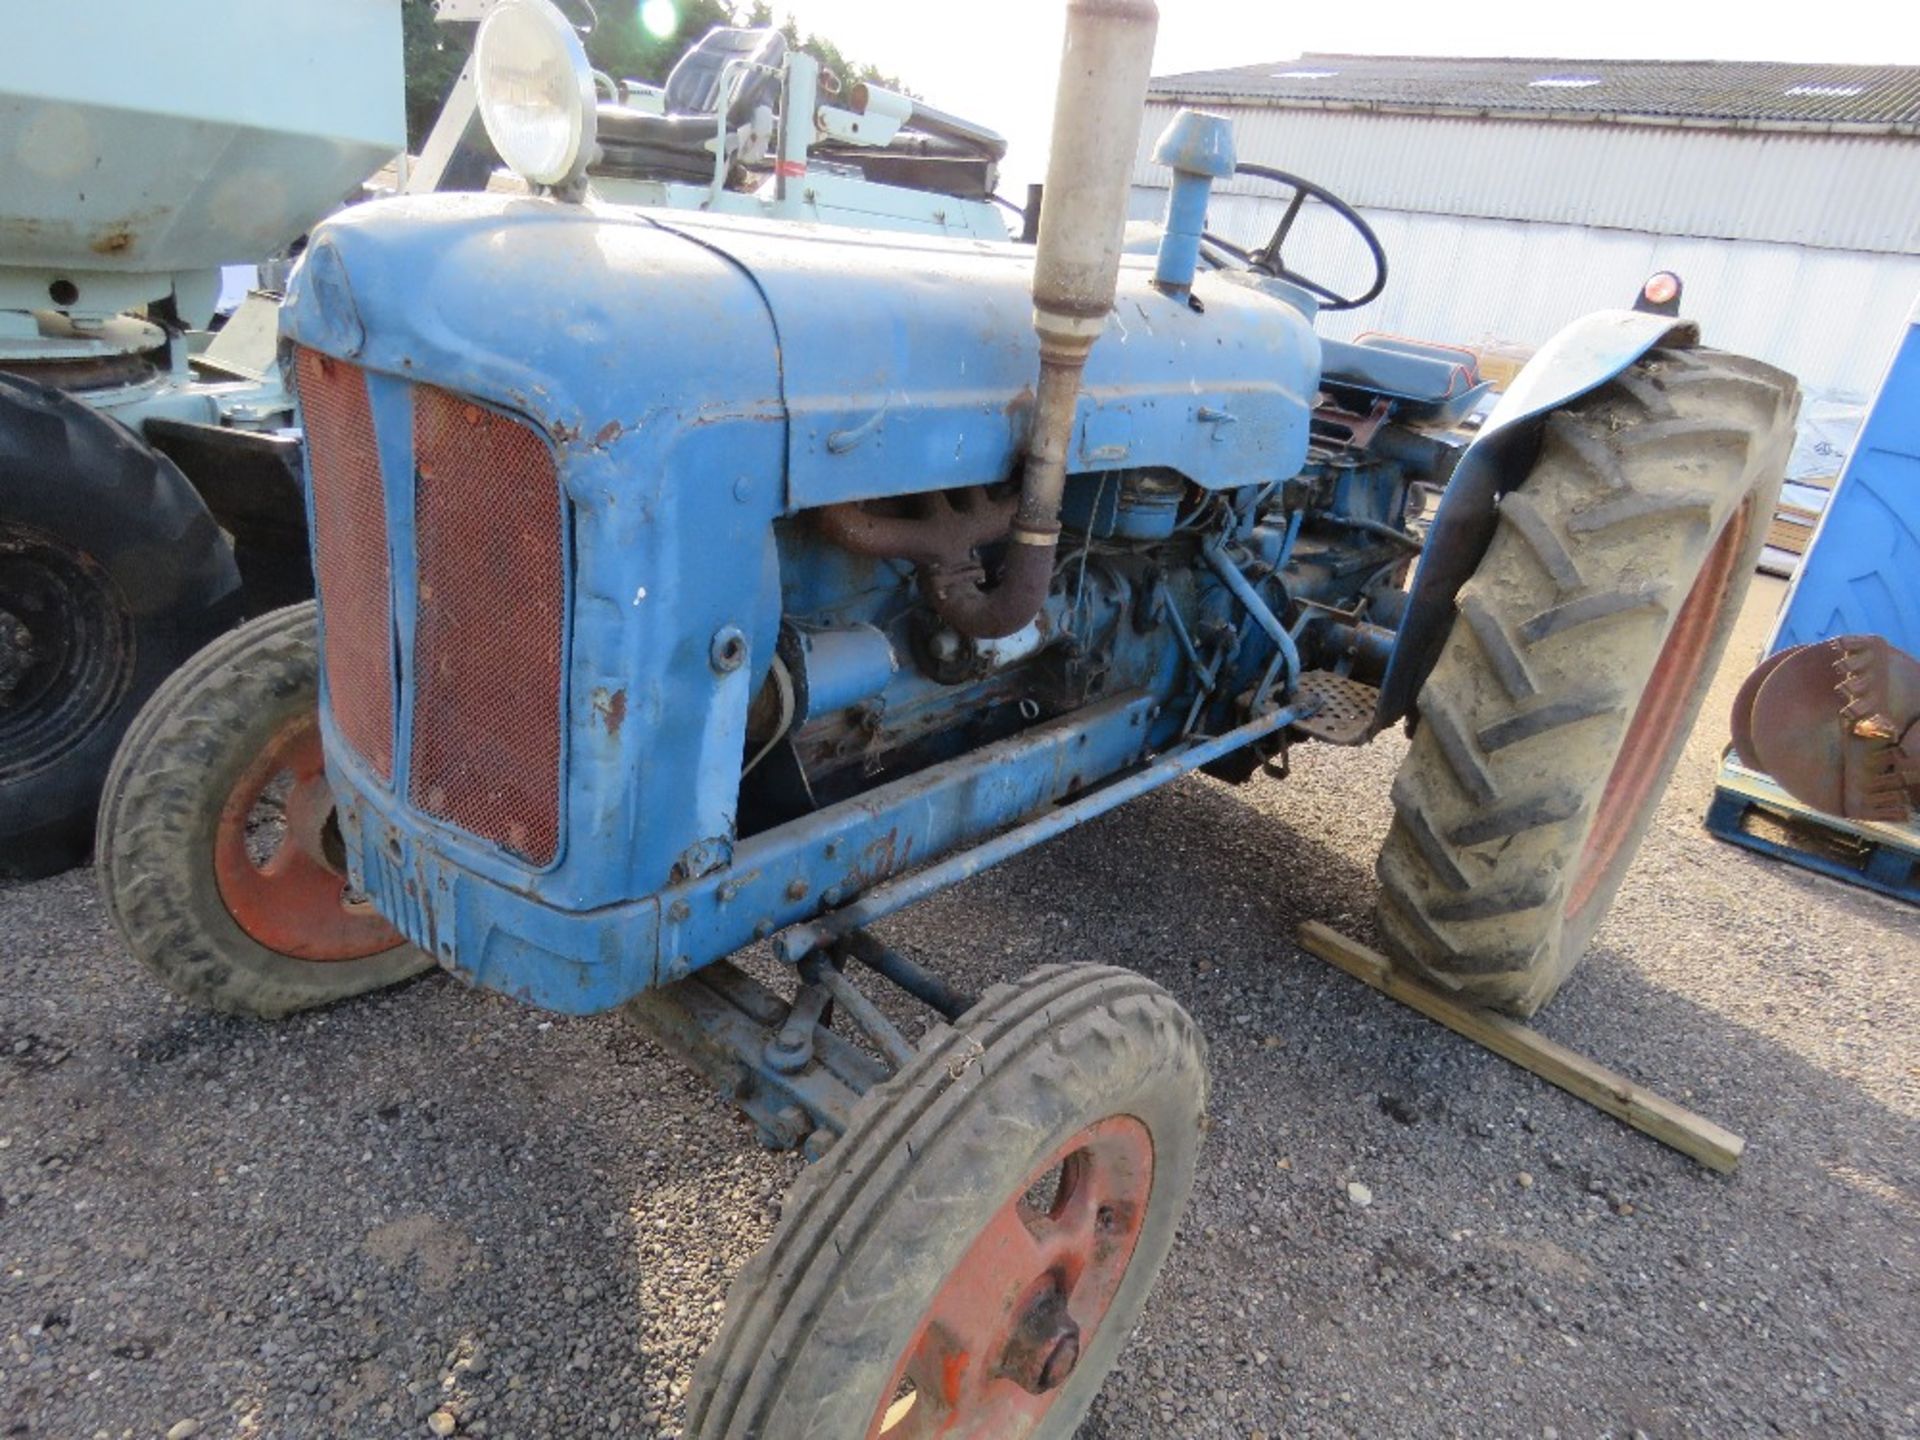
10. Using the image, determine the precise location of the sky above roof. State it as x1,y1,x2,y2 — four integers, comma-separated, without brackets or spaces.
755,0,1917,187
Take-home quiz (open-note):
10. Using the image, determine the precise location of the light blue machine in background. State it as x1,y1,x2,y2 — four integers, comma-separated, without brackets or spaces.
0,1,405,875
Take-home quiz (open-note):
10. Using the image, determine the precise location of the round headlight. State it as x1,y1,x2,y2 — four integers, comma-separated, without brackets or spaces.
474,0,597,188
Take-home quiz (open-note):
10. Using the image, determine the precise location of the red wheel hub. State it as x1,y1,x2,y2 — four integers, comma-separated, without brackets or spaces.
212,711,405,961
1569,500,1750,920
868,1115,1154,1439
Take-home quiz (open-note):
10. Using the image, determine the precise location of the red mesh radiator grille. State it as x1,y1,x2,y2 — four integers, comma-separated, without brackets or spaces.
409,386,566,866
293,348,394,780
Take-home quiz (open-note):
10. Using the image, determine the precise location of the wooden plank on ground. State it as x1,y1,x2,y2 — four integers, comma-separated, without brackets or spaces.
1297,921,1746,1174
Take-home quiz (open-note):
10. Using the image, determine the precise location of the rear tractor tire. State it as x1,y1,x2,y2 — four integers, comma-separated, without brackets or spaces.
1377,345,1799,1015
97,602,432,1018
687,964,1208,1440
0,374,243,878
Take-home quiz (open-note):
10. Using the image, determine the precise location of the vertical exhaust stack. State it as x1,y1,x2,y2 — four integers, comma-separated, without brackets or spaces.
929,0,1160,639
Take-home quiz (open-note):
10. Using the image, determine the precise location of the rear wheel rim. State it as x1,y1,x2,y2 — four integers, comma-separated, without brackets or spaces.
0,525,133,781
1568,499,1751,920
212,710,405,961
868,1115,1154,1439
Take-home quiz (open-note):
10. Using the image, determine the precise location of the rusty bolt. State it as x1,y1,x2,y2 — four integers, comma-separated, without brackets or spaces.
759,1105,809,1150
710,625,748,674
785,878,810,901
1038,1334,1080,1390
666,899,692,924
1002,1296,1082,1395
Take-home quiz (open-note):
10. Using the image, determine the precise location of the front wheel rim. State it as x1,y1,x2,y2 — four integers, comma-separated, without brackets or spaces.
212,710,406,961
868,1114,1154,1439
0,525,134,782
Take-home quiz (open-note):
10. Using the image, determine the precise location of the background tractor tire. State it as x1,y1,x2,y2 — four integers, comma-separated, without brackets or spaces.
1376,346,1799,1016
0,373,243,878
686,964,1208,1440
98,603,432,1018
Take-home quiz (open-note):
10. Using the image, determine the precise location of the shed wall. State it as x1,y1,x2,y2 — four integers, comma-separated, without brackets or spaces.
1128,186,1920,407
1133,101,1920,254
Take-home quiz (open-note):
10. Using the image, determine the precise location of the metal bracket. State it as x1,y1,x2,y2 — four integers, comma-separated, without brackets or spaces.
764,979,832,1074
799,952,916,1069
623,961,887,1153
623,925,988,1155
774,700,1307,962
405,57,480,197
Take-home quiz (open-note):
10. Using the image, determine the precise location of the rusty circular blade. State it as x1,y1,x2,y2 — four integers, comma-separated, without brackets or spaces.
1747,635,1886,815
1746,639,1857,813
1729,645,1799,770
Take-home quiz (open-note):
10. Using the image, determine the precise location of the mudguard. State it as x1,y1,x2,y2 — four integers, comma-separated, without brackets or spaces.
1374,309,1698,728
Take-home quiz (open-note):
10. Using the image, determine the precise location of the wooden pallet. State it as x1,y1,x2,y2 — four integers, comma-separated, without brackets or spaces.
1706,758,1920,905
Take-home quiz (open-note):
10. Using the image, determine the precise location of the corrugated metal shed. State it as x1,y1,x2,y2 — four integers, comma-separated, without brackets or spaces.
1126,54,1920,412
1149,54,1920,133
1131,102,1920,254
1124,187,1920,405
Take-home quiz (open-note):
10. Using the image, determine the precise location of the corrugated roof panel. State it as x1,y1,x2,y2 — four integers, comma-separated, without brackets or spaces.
1150,55,1920,132
1133,103,1920,254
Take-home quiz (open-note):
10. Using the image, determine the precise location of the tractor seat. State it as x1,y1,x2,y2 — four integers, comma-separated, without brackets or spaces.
595,27,787,182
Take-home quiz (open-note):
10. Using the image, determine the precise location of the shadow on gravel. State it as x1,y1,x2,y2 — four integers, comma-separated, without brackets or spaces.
1,763,1914,1438
1026,772,1918,1175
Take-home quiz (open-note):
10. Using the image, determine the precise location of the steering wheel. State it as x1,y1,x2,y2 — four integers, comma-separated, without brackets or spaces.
1202,162,1387,312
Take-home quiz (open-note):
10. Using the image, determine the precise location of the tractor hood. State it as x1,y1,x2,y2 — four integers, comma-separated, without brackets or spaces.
281,191,1321,509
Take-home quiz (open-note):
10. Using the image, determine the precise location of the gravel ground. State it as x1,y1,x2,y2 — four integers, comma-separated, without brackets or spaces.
3,575,1916,1440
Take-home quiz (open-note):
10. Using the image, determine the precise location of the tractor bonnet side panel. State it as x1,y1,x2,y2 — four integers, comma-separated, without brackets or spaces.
643,208,1320,509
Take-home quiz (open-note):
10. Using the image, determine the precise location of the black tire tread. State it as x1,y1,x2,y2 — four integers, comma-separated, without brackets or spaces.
684,964,1208,1439
1376,346,1798,1014
1458,591,1540,700
0,374,242,876
96,602,431,1018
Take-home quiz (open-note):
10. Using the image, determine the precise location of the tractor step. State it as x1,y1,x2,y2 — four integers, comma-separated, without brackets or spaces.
1290,669,1379,745
1706,757,1920,906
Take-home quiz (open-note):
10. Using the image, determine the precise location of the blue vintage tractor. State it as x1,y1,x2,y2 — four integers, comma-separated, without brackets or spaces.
99,1,1798,1432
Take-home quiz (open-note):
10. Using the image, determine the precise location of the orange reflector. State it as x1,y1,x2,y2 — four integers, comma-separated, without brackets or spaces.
1642,272,1680,306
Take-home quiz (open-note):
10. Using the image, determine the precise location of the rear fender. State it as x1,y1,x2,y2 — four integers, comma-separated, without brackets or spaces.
1373,310,1697,728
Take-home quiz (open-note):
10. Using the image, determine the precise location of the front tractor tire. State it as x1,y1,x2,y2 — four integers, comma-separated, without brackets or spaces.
687,965,1208,1440
98,603,432,1018
1378,346,1798,1015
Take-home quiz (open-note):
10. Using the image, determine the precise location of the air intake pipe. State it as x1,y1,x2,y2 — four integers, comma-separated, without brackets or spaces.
927,0,1160,639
